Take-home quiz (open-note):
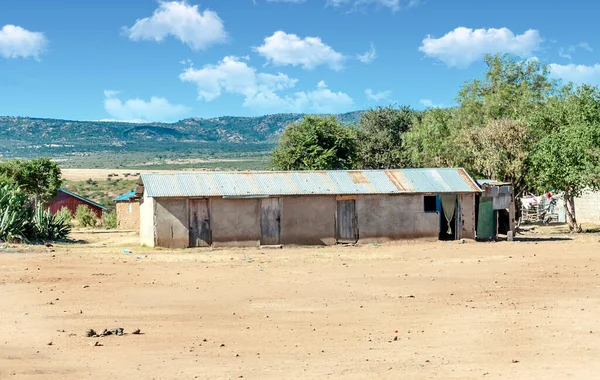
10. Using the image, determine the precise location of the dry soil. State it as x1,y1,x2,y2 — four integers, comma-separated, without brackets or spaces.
1,230,600,379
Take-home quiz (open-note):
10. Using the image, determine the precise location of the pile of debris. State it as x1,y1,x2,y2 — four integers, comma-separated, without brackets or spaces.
86,327,141,337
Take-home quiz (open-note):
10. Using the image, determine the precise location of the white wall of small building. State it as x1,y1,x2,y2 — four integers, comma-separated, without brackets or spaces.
574,190,600,225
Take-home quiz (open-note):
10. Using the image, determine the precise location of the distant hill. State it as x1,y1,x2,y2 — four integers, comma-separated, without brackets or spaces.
0,111,363,158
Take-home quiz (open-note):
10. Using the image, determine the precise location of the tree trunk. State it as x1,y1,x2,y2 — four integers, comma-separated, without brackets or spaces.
564,190,582,233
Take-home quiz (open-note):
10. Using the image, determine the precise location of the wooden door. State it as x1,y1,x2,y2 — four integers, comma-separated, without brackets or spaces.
189,199,211,247
336,200,357,243
260,198,281,245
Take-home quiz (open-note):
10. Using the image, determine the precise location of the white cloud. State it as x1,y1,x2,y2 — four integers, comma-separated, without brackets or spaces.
326,0,419,11
419,27,543,68
558,42,593,60
365,89,391,101
179,56,353,113
266,0,306,2
357,43,376,64
255,31,345,70
578,42,594,52
549,63,600,85
420,99,442,108
0,24,47,59
179,56,297,101
104,90,190,122
123,1,226,50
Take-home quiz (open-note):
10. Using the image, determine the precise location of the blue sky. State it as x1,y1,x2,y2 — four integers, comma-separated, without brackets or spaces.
1,0,599,122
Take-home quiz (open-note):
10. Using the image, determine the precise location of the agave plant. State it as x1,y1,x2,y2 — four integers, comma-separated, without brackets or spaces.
32,203,71,241
0,184,33,243
0,184,71,243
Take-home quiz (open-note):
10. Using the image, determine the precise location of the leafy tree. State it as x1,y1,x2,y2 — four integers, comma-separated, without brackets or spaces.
528,123,600,232
456,54,556,130
403,107,457,168
270,115,357,170
527,85,600,232
355,106,414,169
459,118,532,195
0,158,62,202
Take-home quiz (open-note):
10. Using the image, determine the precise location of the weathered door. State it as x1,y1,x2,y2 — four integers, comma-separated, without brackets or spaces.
336,199,357,243
476,197,496,241
189,199,211,247
260,198,281,245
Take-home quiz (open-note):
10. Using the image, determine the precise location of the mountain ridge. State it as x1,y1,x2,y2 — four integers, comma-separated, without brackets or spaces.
0,111,364,158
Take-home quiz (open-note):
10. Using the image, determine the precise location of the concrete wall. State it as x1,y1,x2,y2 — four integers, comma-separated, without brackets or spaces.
281,196,336,245
459,193,476,239
154,198,189,249
139,192,155,247
116,200,140,230
210,198,260,247
574,190,600,224
356,194,438,243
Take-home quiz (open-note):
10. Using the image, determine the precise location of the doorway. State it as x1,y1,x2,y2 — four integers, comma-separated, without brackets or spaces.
189,199,211,247
260,198,281,245
439,195,457,241
336,199,358,243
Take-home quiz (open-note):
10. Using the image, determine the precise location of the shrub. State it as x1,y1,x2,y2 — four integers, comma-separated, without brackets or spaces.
101,211,117,229
75,205,97,227
32,204,71,241
56,207,72,226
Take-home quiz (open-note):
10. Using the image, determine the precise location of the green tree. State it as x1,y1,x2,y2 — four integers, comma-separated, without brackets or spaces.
528,124,600,232
403,107,457,168
527,85,600,232
0,158,62,202
355,106,414,169
459,118,532,195
456,54,556,130
270,115,357,170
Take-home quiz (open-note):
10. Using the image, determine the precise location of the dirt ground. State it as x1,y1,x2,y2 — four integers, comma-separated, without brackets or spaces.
60,165,249,181
2,230,600,379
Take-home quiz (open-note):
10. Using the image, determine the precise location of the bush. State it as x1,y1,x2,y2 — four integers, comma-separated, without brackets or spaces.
75,205,97,227
101,211,117,229
32,204,71,241
56,207,72,226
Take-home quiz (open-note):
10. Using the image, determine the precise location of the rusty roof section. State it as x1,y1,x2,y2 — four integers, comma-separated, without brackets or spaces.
140,168,481,198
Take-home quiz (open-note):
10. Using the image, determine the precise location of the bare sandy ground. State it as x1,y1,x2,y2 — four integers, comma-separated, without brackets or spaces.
60,169,180,181
60,165,248,181
1,231,600,379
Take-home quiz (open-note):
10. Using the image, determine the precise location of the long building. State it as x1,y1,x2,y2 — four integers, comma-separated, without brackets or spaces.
136,168,481,248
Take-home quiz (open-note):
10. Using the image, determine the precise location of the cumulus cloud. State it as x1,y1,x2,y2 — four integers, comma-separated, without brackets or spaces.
123,1,226,50
326,0,419,11
255,31,345,70
419,27,543,68
179,56,353,113
0,24,47,60
549,63,600,85
365,89,391,101
357,43,376,64
103,90,190,122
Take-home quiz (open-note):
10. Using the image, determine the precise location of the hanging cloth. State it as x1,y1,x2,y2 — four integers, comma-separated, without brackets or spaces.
441,195,457,234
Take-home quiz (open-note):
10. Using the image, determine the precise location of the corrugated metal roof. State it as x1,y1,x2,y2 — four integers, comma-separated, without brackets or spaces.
141,169,481,198
58,189,108,210
114,190,136,201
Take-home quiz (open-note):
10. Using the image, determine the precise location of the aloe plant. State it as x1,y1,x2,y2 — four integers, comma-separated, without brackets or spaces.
0,184,70,243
